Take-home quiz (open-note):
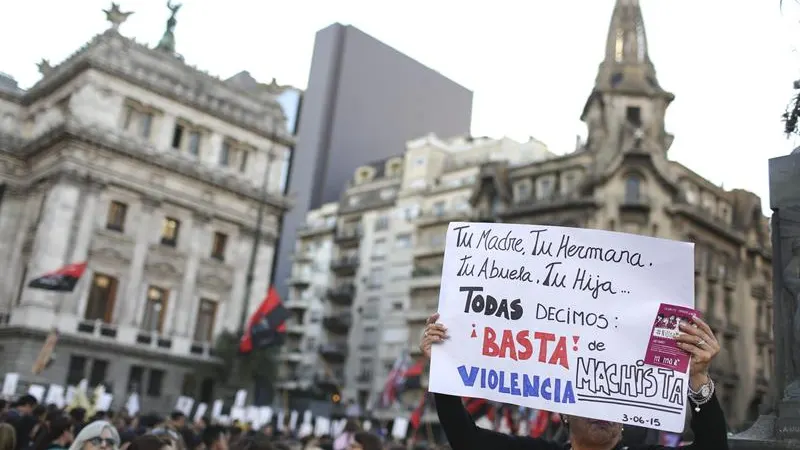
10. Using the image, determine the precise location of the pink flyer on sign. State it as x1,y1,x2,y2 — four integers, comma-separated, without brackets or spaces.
643,303,700,373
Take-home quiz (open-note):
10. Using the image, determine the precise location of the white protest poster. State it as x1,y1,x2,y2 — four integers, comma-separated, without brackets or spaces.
211,400,223,419
97,393,113,411
391,418,408,440
2,373,18,398
27,384,46,403
45,385,66,408
193,403,207,423
428,222,694,433
174,396,194,416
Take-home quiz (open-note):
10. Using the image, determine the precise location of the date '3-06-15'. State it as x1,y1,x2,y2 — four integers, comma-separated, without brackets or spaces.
621,414,661,428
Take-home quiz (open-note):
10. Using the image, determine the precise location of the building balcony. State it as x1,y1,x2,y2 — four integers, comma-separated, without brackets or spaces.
500,193,598,218
410,266,442,290
413,244,445,259
322,314,352,334
334,228,362,246
327,284,355,306
619,193,651,213
669,200,743,241
135,329,174,350
280,346,304,362
188,341,214,357
297,222,336,238
286,320,305,335
318,343,348,363
76,319,119,340
416,209,472,228
287,272,311,288
331,257,360,276
315,372,344,389
285,297,311,310
293,249,314,263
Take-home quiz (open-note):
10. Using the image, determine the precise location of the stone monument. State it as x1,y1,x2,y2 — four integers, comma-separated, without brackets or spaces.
730,150,800,449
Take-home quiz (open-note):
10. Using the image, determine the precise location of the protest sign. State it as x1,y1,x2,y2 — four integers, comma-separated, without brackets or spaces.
428,222,695,433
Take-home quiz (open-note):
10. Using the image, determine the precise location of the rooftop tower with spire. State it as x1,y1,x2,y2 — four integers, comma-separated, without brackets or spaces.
581,0,675,173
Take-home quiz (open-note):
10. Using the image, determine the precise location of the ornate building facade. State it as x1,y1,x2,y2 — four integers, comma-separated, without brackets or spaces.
0,5,293,412
282,0,773,431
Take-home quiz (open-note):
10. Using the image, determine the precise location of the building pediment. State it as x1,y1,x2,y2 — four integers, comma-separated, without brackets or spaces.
145,244,186,280
90,246,131,265
196,258,234,293
90,229,135,264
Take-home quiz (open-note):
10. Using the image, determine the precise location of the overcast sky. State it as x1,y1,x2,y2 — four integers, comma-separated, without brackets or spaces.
2,0,798,212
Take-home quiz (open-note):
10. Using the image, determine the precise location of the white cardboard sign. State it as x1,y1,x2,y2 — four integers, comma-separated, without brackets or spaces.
428,222,694,433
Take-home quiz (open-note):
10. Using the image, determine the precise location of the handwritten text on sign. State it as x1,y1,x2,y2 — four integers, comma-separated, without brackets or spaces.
428,223,695,433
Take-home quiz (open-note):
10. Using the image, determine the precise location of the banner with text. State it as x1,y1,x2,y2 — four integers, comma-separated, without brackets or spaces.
428,222,695,433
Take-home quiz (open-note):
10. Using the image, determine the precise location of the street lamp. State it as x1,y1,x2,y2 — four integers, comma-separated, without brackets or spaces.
237,147,278,336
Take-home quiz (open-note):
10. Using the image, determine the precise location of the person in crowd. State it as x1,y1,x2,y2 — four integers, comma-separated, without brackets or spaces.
201,426,227,450
168,414,186,432
346,432,381,450
230,435,272,450
68,421,120,450
332,421,359,450
300,435,323,450
68,409,87,437
0,423,16,450
32,416,74,450
128,435,175,450
7,395,39,450
420,312,730,450
150,425,185,450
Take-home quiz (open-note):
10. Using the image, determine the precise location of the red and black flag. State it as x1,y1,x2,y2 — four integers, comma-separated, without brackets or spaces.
409,392,429,430
464,397,493,421
402,358,426,390
239,286,290,353
28,262,87,292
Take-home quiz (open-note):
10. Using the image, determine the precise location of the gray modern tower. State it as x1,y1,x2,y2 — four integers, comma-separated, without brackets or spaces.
275,23,473,301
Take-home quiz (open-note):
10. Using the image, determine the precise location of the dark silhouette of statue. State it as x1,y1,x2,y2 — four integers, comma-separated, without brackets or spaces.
156,1,182,53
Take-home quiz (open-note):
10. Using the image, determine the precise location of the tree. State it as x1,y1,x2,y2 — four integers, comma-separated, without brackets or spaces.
781,0,800,136
214,330,280,404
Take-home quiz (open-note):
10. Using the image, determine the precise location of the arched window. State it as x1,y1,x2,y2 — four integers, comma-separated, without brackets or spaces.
624,174,642,203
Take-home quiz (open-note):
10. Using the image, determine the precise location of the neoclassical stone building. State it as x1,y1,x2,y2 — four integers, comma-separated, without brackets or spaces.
0,6,293,412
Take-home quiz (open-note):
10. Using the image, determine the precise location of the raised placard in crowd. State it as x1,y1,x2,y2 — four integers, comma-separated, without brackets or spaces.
428,222,695,433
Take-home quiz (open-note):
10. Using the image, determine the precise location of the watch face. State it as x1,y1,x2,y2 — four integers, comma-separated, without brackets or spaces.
700,385,711,397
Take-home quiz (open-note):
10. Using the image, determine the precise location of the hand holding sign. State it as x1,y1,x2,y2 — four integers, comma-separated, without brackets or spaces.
420,313,447,359
675,316,720,385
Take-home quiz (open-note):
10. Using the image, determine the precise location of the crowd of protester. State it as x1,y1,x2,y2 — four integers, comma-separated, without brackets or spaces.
0,395,453,450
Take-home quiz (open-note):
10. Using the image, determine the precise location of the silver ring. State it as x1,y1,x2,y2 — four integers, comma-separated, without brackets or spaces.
697,339,705,347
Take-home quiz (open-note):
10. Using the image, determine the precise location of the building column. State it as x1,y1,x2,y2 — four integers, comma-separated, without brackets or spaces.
167,214,208,336
178,214,214,336
120,198,160,325
25,179,81,307
0,188,37,308
64,181,103,314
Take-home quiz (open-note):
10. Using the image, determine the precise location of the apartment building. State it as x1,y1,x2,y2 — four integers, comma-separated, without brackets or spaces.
277,135,554,414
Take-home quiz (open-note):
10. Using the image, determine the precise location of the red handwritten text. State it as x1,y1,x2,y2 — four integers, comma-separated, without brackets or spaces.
481,327,575,369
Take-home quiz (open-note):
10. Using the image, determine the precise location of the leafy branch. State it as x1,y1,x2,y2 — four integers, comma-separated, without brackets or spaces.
214,330,279,386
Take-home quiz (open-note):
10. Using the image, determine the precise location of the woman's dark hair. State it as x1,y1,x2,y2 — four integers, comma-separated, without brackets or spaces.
32,416,73,450
129,434,173,450
343,420,360,433
230,434,273,450
353,432,382,450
